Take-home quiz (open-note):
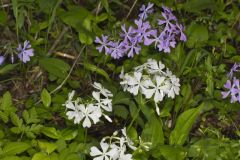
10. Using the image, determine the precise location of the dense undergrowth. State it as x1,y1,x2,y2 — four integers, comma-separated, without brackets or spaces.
0,0,240,160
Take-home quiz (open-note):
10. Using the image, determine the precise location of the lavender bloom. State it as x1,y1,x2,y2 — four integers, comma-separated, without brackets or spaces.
139,2,154,20
95,4,187,58
120,25,135,42
134,19,154,43
222,77,240,103
0,56,5,65
158,12,177,32
176,23,187,42
108,41,126,59
228,63,240,78
125,39,141,57
95,35,111,53
17,40,34,63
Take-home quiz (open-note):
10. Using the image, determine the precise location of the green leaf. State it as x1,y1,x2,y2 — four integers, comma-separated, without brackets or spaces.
38,0,58,14
0,111,8,123
41,127,61,139
113,105,129,119
0,10,8,25
1,142,30,156
84,63,110,81
32,152,50,160
1,92,12,110
186,24,209,48
38,141,57,154
61,129,78,141
101,0,110,13
170,107,201,145
41,89,51,107
2,156,21,160
39,58,70,78
153,145,186,160
0,64,18,75
142,115,164,147
184,0,217,13
10,113,23,127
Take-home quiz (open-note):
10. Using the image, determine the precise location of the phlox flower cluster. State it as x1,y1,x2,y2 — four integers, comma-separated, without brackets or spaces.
90,128,137,160
222,63,240,103
95,3,186,59
0,40,34,66
63,82,113,128
120,59,180,115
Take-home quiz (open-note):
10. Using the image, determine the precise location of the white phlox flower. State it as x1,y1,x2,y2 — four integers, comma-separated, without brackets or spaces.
63,82,114,128
79,104,102,128
93,82,113,97
90,128,136,160
146,58,165,74
90,141,118,160
119,58,180,115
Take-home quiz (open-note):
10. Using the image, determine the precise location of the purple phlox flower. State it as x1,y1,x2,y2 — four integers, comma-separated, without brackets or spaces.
162,5,173,14
17,40,34,63
0,56,5,66
134,19,152,43
125,38,141,58
157,31,176,53
95,35,111,53
108,41,126,59
176,23,187,42
139,2,154,20
228,63,240,78
158,12,177,33
143,29,157,46
222,77,240,103
120,24,135,42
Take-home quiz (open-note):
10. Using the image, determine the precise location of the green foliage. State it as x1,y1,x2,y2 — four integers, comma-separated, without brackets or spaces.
0,0,240,159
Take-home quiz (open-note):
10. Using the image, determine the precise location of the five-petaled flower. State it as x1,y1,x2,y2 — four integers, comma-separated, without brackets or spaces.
17,40,34,63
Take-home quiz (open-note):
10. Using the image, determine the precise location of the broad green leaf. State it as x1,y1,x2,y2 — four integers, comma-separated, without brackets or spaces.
39,58,70,78
153,145,186,160
61,129,78,141
1,142,30,156
41,89,51,107
0,64,18,75
41,127,61,139
142,115,164,147
184,0,217,13
0,10,8,25
84,63,110,81
32,152,50,160
2,156,21,160
113,105,129,119
170,107,201,145
38,141,57,154
37,0,58,14
186,24,209,48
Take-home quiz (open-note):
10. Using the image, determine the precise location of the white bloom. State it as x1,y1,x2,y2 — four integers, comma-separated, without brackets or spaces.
79,104,102,128
120,71,146,96
90,142,118,160
153,76,170,102
65,101,84,124
121,128,137,150
141,76,170,102
92,91,112,112
93,82,113,98
118,137,133,160
167,75,180,98
146,59,165,74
